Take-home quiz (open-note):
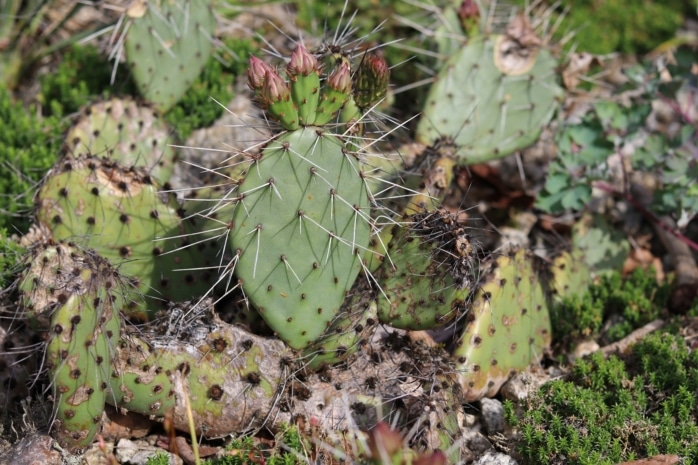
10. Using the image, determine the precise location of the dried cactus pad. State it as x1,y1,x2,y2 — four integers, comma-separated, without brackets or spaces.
65,98,175,183
125,0,216,113
416,34,562,164
454,249,551,401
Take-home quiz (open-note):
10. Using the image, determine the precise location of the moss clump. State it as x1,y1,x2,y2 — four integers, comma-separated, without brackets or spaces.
165,38,258,140
552,268,669,346
203,424,306,465
508,332,698,464
507,0,689,55
0,229,25,289
39,44,136,117
0,85,66,233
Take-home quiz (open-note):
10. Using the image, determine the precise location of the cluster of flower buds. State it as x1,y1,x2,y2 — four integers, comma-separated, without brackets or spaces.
247,43,390,130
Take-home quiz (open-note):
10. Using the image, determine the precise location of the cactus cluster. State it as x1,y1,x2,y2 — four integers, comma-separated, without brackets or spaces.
2,1,616,460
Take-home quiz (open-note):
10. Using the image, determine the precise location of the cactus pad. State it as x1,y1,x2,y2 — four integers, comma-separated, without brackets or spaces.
376,209,476,330
35,156,214,319
229,128,371,349
65,98,175,183
416,34,562,163
19,242,122,452
454,249,551,401
124,0,216,113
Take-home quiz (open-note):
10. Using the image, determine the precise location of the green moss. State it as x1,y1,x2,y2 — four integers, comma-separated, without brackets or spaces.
144,452,172,465
508,0,689,55
508,332,698,464
0,85,67,233
0,229,25,289
165,38,258,140
552,268,669,346
203,424,305,465
39,44,136,117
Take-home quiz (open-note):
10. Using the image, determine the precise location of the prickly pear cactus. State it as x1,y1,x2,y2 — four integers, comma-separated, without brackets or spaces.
229,46,384,349
454,249,551,401
124,0,216,113
301,278,378,370
65,98,176,183
229,128,370,349
35,156,214,319
550,248,592,304
416,17,563,163
376,209,475,330
18,242,122,452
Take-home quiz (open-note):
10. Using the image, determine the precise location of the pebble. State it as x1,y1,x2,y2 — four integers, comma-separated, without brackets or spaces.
473,450,519,465
480,398,505,435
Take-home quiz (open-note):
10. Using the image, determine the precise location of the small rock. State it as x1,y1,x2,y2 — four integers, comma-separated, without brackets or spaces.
0,433,61,465
463,430,492,456
473,450,519,465
114,438,182,465
569,339,600,362
480,398,505,435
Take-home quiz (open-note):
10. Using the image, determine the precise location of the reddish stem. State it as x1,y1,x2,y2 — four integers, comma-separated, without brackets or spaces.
593,180,698,252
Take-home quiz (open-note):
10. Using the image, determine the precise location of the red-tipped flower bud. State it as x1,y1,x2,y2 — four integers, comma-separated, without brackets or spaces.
414,450,448,465
287,44,319,77
366,422,403,459
458,0,479,21
248,56,274,91
327,61,352,94
262,69,291,103
354,51,390,109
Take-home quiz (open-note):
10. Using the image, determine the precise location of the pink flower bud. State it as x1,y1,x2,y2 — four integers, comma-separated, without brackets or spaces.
458,0,480,22
414,451,448,465
247,56,274,91
287,44,319,77
262,69,291,103
366,422,403,458
327,61,352,94
354,51,390,108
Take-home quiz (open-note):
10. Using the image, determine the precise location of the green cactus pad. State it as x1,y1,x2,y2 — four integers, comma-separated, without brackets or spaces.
416,34,562,163
550,249,592,304
28,243,122,452
301,278,378,370
109,333,176,416
230,128,371,349
454,249,551,401
376,209,476,330
124,0,216,113
35,156,214,320
65,98,176,184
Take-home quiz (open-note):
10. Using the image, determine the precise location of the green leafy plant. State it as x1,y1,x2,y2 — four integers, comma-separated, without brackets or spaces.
508,332,698,464
537,60,697,219
0,84,66,233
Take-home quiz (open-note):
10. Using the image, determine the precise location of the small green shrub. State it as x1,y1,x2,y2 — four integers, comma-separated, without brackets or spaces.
144,452,172,465
552,268,669,346
39,44,136,117
0,229,24,289
203,424,306,465
0,85,67,233
509,332,698,464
